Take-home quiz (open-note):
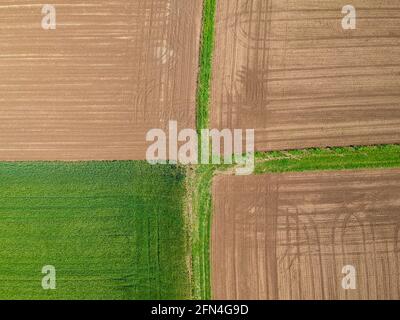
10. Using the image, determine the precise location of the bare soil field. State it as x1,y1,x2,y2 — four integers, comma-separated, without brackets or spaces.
0,0,201,160
211,0,400,151
212,169,400,299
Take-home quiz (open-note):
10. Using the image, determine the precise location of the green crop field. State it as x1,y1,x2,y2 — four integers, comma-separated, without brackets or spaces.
0,162,190,300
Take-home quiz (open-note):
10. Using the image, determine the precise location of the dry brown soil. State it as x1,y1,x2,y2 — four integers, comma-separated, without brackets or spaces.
211,0,400,151
212,169,400,299
0,0,201,160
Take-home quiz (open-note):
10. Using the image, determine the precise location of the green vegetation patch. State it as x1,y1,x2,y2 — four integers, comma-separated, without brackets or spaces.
189,165,215,300
189,164,232,300
255,145,400,174
196,0,217,131
0,161,190,300
190,0,218,299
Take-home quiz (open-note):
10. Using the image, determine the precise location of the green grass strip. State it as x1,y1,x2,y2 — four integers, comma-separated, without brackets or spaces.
196,0,216,131
190,165,215,300
255,145,400,174
191,0,217,299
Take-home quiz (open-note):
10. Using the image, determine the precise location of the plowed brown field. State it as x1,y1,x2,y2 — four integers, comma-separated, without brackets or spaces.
0,0,201,160
212,169,400,300
211,0,400,151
